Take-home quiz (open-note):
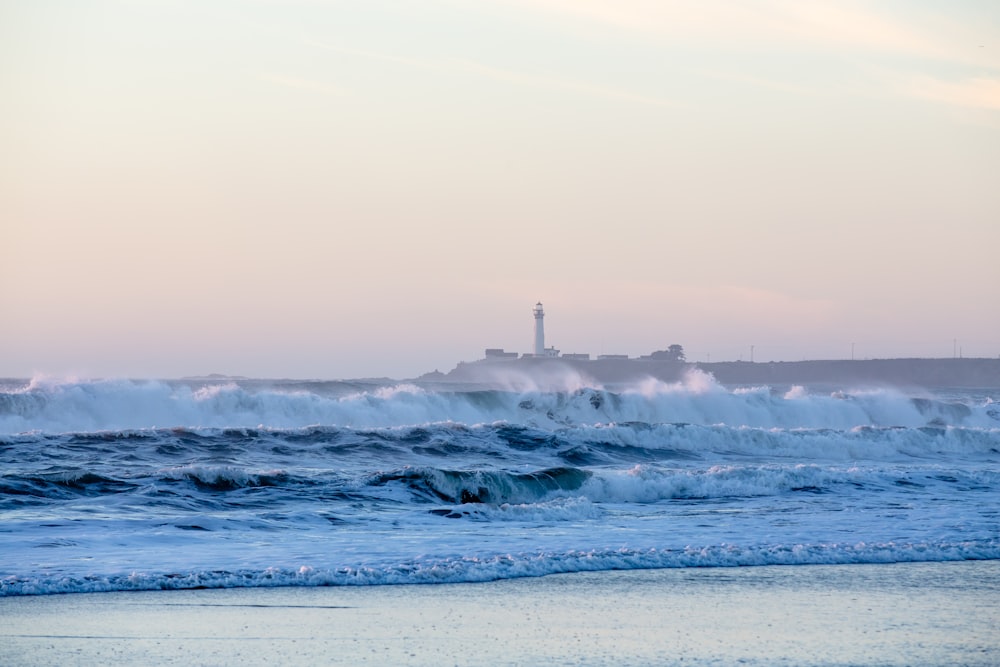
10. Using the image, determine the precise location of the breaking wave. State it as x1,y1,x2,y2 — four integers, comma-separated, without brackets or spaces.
2,374,998,434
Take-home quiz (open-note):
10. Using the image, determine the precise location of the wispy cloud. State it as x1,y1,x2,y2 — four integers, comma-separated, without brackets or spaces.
306,39,682,109
903,75,1000,112
452,58,683,108
260,72,351,97
501,0,996,69
696,69,841,99
498,0,999,112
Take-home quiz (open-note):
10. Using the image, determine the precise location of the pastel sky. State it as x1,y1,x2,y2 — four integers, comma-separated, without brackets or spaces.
2,0,998,379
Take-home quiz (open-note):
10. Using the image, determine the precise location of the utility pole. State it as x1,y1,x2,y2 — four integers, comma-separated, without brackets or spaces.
750,345,754,363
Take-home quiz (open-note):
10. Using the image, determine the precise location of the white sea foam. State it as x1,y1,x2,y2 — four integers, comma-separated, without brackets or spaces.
2,375,997,434
4,540,998,596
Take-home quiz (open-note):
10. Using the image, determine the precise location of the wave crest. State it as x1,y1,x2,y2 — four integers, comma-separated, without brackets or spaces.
3,376,997,435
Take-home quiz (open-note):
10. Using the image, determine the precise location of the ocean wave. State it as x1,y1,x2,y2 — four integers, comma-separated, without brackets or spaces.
5,460,995,527
366,464,1000,506
581,464,1000,502
158,465,298,491
368,466,592,505
4,539,998,596
0,471,138,500
3,421,998,483
3,376,999,435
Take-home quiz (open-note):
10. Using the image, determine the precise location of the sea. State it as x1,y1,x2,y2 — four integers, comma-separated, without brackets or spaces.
2,369,999,596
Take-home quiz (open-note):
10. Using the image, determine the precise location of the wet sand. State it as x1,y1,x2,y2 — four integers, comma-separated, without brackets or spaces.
2,561,998,666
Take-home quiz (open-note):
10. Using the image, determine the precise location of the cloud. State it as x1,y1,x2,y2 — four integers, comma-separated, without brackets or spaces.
696,69,837,99
452,58,683,108
500,0,995,68
306,39,681,108
259,73,351,97
903,75,1000,112
495,0,1000,114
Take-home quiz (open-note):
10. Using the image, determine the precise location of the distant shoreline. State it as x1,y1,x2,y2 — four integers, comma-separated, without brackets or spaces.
438,357,1000,389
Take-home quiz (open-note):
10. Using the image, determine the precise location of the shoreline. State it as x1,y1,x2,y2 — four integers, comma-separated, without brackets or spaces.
4,560,998,666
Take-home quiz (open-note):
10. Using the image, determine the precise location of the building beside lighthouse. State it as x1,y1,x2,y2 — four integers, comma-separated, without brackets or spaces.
485,302,562,360
512,301,669,361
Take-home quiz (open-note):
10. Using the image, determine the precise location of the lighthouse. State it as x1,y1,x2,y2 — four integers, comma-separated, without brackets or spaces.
533,302,545,356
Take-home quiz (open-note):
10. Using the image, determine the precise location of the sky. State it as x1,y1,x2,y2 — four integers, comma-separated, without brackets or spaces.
2,0,999,379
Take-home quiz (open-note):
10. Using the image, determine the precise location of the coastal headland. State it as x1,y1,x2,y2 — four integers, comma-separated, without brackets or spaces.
440,357,1000,389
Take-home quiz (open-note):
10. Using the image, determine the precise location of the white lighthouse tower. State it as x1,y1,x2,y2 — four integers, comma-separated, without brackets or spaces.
533,302,545,356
